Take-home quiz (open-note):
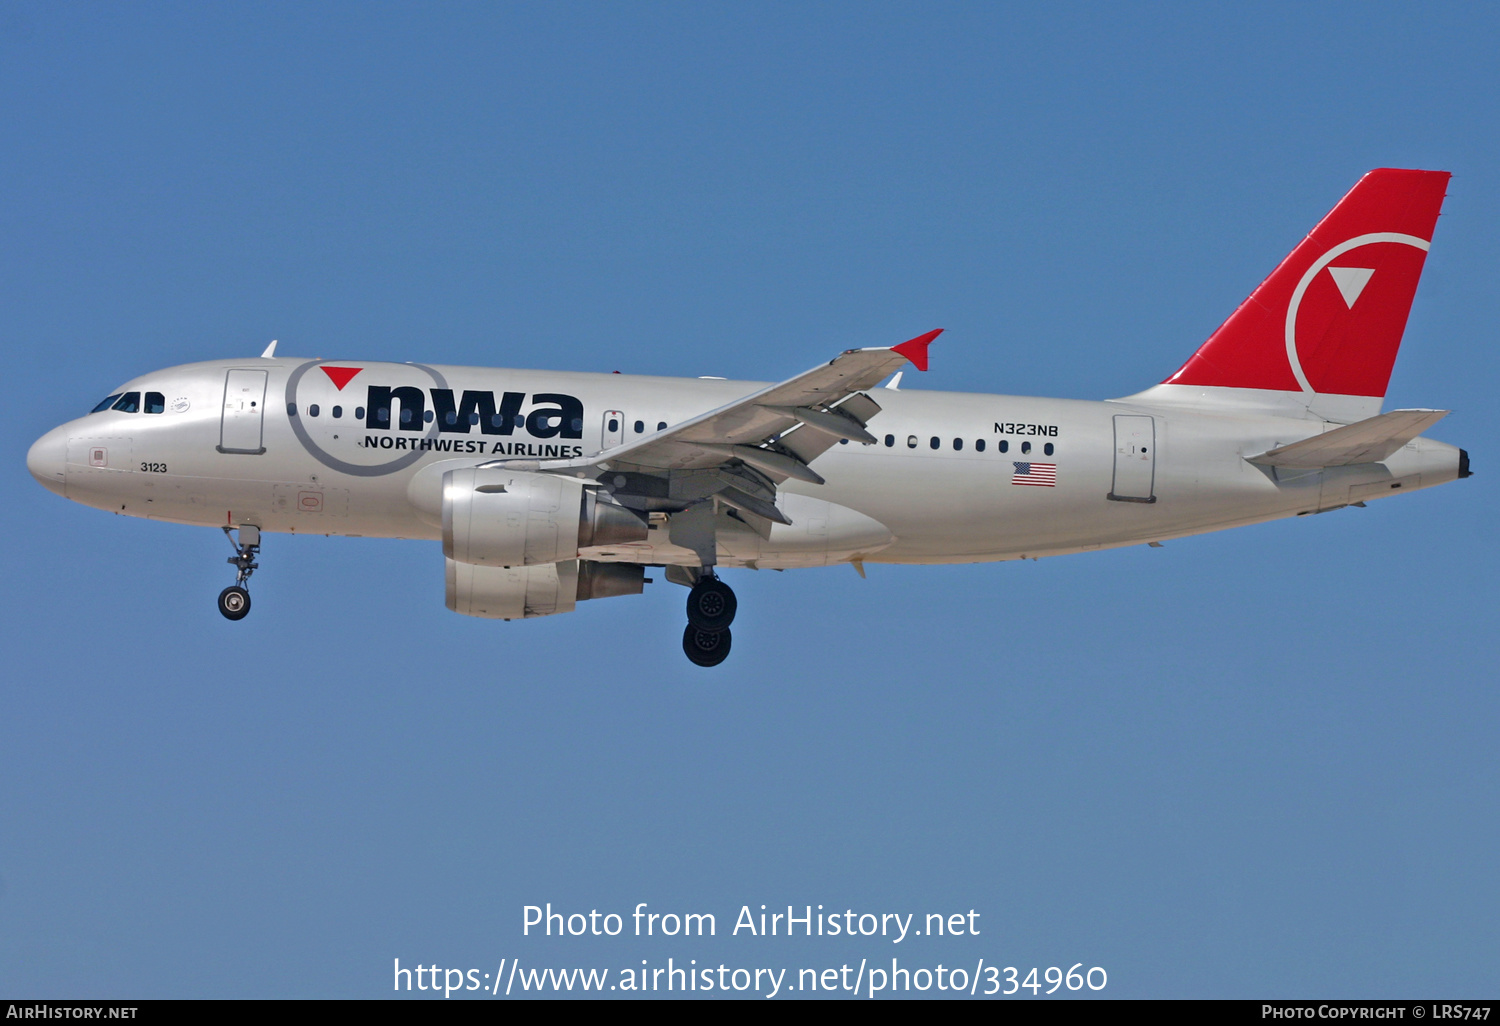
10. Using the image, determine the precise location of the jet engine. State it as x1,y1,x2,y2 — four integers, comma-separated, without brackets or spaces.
446,558,646,619
442,467,648,567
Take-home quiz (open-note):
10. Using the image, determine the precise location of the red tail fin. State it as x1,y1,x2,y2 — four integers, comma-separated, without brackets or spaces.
1165,169,1449,398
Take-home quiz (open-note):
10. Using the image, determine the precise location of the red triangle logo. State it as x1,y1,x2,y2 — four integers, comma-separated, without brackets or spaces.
320,366,363,391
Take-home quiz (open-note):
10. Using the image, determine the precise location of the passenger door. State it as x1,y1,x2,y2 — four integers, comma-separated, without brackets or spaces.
219,369,268,454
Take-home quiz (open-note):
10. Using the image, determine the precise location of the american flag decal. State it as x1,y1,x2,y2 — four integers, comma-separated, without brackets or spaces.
1011,461,1057,486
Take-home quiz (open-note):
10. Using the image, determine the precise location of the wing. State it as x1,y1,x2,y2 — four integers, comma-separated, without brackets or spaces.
484,330,940,504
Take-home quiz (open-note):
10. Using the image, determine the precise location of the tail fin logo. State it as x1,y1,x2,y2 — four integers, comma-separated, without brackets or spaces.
1327,266,1374,307
1283,232,1430,395
1162,168,1449,400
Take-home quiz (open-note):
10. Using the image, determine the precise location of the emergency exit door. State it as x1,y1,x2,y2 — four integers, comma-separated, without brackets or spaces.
1108,415,1156,503
602,410,625,450
219,369,268,454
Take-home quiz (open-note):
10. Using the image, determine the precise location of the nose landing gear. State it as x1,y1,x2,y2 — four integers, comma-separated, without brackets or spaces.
219,524,261,621
682,574,736,667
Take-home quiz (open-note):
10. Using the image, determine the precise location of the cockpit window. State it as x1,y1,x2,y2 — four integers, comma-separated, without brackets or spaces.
144,392,165,414
111,392,141,413
91,394,123,413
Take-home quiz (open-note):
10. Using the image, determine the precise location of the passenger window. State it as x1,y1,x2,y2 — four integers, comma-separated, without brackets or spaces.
379,408,391,423
657,421,667,431
634,420,645,433
907,435,918,448
309,404,320,417
423,410,434,423
953,438,963,451
976,439,986,452
608,418,619,432
572,418,583,432
1021,441,1031,454
91,394,123,413
112,392,141,413
355,407,365,419
999,439,1009,453
884,434,894,447
287,403,298,416
468,412,479,425
444,411,457,425
1044,442,1054,456
929,436,940,449
144,392,165,414
333,406,343,419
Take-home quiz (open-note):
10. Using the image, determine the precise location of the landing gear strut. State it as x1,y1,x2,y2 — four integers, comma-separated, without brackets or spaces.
682,573,736,666
219,524,260,621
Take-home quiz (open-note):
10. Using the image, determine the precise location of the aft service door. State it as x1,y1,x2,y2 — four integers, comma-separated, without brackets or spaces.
602,410,625,450
1109,414,1156,503
219,369,268,454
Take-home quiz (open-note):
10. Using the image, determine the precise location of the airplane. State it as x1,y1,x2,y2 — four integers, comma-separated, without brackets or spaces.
27,168,1469,666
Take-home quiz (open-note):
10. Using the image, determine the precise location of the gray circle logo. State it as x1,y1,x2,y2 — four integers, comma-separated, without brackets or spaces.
284,360,451,477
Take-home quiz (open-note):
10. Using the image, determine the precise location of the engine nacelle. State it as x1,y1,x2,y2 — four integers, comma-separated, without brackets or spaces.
446,558,646,620
442,467,647,567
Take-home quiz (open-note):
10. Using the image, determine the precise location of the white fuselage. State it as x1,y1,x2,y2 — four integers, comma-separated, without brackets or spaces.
28,357,1465,570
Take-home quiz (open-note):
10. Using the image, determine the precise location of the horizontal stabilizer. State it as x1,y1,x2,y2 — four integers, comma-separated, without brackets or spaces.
1248,409,1448,468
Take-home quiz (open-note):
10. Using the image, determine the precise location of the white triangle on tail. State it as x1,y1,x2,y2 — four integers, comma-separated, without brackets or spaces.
1327,266,1374,308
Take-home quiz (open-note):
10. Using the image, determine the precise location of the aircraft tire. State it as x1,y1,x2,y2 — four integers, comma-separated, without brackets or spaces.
685,577,737,631
682,624,731,667
218,585,252,621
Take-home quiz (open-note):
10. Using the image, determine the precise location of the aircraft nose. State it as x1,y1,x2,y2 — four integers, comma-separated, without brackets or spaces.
27,426,68,496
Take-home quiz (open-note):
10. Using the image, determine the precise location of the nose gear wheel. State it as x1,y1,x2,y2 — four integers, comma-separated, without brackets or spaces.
218,585,251,620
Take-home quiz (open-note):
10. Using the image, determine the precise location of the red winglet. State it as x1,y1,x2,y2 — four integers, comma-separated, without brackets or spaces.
891,329,942,371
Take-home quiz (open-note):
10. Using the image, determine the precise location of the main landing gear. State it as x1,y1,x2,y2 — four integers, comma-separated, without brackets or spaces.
218,524,261,621
682,574,737,667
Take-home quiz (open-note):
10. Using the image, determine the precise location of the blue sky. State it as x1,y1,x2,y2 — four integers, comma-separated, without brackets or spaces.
2,2,1496,998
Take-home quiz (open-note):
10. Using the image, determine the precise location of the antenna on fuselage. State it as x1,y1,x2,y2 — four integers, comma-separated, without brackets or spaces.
260,340,278,358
